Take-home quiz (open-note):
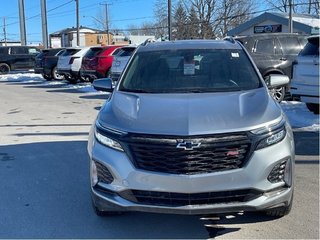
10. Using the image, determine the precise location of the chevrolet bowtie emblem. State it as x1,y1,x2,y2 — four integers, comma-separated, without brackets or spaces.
176,140,201,150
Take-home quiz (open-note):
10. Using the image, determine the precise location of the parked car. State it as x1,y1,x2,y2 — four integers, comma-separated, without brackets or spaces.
79,45,123,82
56,47,86,84
236,33,308,102
0,46,40,74
88,39,294,217
291,35,319,114
110,45,137,82
34,48,65,80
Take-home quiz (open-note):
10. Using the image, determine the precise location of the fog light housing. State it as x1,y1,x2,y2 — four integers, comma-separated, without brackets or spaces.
95,161,114,184
268,158,292,186
90,160,98,186
284,158,292,187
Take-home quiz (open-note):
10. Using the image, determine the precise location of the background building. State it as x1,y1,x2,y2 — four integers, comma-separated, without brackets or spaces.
49,26,113,48
227,12,319,36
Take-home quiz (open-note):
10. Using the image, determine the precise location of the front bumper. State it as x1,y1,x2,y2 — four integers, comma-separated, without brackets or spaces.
88,129,295,215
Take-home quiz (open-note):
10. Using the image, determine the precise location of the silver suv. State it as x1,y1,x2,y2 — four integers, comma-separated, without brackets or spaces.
88,39,295,217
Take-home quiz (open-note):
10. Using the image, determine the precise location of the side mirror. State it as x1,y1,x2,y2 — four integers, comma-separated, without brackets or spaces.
267,74,290,89
92,78,113,92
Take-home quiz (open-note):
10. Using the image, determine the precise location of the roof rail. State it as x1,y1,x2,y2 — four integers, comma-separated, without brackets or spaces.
223,36,236,44
141,38,156,46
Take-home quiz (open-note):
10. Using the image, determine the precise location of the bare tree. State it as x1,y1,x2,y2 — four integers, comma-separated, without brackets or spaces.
186,0,216,39
215,0,256,37
153,0,168,38
265,0,319,14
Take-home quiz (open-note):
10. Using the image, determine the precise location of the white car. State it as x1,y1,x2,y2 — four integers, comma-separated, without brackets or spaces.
110,45,136,82
57,47,90,84
291,35,319,114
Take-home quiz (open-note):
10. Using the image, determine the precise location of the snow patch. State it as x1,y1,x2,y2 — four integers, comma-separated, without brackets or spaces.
281,101,319,131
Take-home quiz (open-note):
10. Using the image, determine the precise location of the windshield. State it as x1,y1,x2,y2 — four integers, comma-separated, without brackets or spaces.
119,49,262,93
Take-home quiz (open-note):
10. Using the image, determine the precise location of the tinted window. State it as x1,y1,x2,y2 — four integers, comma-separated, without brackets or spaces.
299,37,319,56
85,47,103,58
255,39,274,54
0,47,9,54
61,49,81,56
278,37,303,55
11,47,28,54
112,48,122,56
117,47,136,57
119,49,261,93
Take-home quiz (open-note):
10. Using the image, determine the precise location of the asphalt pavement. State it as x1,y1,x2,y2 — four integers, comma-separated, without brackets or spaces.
0,77,318,239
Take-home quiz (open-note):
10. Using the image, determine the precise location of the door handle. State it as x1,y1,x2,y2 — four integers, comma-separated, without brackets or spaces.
280,57,287,61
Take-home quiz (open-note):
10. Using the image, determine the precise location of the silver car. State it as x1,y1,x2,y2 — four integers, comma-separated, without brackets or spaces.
88,39,294,217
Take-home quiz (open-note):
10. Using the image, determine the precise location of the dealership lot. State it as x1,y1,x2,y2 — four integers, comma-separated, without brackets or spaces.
0,74,318,239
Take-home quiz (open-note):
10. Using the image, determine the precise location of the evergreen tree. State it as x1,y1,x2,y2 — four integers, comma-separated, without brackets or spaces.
173,1,188,39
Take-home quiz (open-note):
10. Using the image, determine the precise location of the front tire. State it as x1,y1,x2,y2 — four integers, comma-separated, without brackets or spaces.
0,63,10,74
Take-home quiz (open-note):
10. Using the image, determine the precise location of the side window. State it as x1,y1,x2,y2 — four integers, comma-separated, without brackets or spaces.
255,39,274,54
278,37,303,55
11,47,28,55
0,48,8,54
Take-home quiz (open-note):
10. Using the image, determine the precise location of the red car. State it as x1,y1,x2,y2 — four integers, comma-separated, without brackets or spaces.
79,45,123,82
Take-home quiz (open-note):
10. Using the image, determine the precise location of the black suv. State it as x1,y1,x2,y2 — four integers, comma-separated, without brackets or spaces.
0,46,40,74
34,48,65,80
236,33,308,102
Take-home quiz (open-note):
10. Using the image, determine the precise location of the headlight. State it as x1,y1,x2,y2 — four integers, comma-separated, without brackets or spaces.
94,124,124,152
252,118,287,150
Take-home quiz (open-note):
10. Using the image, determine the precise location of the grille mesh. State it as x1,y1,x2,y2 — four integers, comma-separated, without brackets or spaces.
119,189,262,207
125,134,251,175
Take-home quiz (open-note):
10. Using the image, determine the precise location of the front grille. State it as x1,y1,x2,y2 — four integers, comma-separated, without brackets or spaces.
95,161,114,184
124,133,251,175
119,189,262,207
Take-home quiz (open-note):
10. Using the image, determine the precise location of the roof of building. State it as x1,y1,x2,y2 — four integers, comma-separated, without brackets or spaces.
50,26,114,35
227,12,320,36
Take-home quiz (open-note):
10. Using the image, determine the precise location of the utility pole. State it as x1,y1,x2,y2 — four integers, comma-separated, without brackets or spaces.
3,17,7,46
18,0,27,45
288,0,293,33
40,0,48,48
76,0,80,46
168,0,172,40
100,2,111,45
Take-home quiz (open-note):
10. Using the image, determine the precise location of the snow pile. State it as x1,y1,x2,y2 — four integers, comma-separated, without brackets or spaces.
0,73,44,83
281,101,319,131
0,72,319,131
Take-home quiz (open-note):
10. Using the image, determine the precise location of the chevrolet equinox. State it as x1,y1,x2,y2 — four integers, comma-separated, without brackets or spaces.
88,39,295,217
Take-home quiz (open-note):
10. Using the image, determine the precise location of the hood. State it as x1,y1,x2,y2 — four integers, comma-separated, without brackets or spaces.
98,88,282,135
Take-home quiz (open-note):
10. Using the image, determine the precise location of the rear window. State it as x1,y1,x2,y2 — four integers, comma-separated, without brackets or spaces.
85,47,103,58
117,47,136,57
61,49,81,56
278,37,304,55
299,37,319,56
119,49,261,93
